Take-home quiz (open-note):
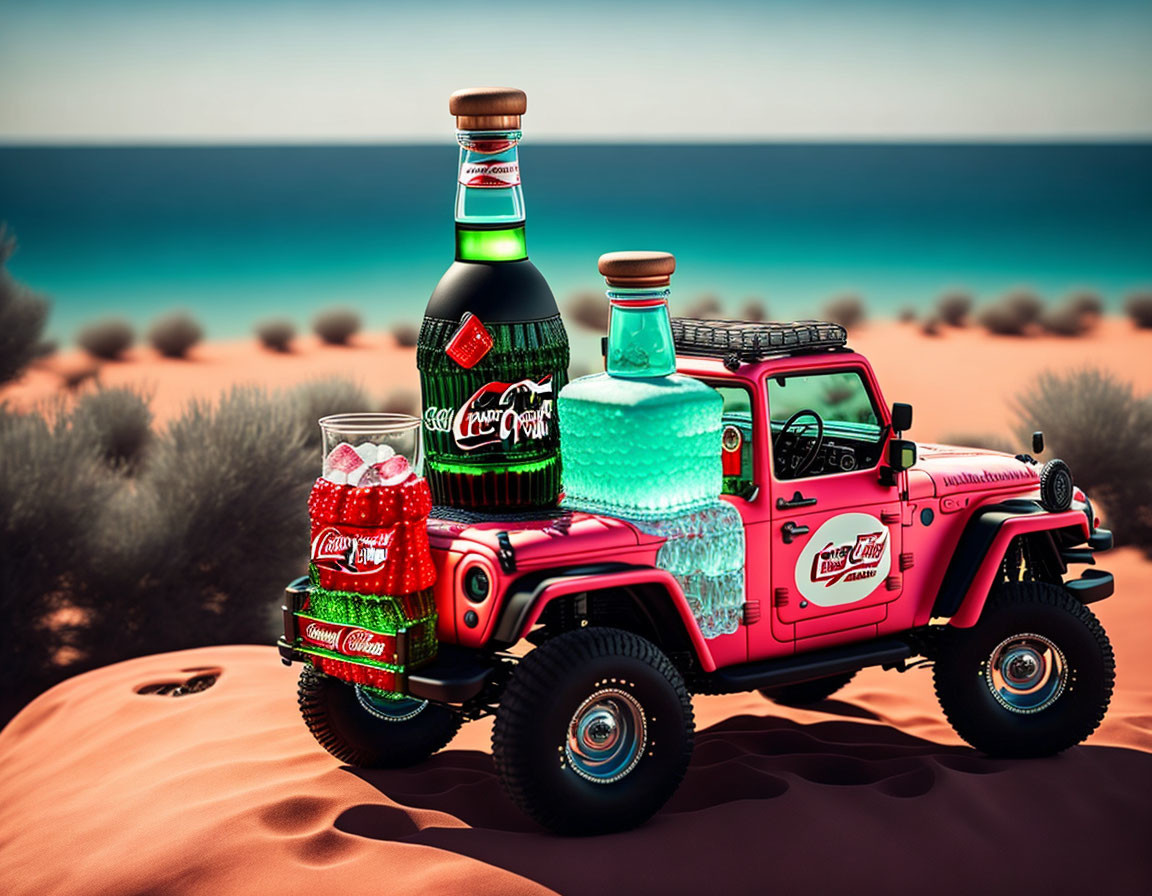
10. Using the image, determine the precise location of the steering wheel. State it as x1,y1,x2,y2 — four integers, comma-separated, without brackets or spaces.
774,409,825,478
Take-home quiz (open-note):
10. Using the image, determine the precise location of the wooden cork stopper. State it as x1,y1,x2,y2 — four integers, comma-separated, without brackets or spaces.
598,251,676,288
450,87,527,130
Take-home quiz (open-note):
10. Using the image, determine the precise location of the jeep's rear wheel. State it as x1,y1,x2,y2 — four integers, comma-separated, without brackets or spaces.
760,671,856,706
297,665,462,767
934,582,1114,757
492,627,695,835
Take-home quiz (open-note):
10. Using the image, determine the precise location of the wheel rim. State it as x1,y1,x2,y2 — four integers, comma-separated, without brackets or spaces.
984,633,1068,714
565,688,647,784
355,684,428,722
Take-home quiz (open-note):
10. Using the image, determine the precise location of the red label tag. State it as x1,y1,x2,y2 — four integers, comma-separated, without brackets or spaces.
445,313,493,369
299,617,393,660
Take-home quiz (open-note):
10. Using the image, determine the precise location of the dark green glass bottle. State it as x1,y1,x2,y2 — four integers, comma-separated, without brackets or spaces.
417,87,569,510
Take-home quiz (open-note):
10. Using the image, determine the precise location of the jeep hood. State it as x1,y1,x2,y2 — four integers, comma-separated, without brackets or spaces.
427,510,646,568
911,443,1040,499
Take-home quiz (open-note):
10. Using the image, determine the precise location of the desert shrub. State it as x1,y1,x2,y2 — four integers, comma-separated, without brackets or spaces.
69,386,153,472
920,316,941,336
0,227,51,386
1068,291,1103,318
255,318,296,352
1125,292,1152,328
1040,300,1094,337
391,322,419,348
740,299,768,322
78,388,314,661
682,295,723,320
34,340,57,359
566,291,609,333
822,294,866,329
148,311,203,358
77,317,134,360
312,307,361,345
898,306,917,323
977,292,1043,336
285,378,373,449
936,292,972,327
939,432,1016,454
0,404,114,720
380,389,419,417
1013,367,1152,551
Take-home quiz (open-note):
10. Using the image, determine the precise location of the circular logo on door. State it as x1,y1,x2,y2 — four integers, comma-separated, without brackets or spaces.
795,512,891,607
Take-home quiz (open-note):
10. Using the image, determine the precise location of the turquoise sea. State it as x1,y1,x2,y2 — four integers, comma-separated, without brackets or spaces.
1,143,1150,342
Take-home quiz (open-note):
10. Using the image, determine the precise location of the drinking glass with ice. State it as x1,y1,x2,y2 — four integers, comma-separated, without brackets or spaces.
319,413,422,487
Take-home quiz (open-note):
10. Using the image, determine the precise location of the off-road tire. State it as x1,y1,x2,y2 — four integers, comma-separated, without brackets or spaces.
492,627,695,835
297,665,462,767
760,671,857,706
934,582,1114,757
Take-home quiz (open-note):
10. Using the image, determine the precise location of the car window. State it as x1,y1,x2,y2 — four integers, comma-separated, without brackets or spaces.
712,384,754,496
767,370,885,480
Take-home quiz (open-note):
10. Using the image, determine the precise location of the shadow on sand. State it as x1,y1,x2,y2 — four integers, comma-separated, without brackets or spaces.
335,713,1152,895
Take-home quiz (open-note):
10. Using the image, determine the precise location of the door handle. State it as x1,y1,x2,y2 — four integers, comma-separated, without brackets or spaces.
777,490,818,510
781,521,810,544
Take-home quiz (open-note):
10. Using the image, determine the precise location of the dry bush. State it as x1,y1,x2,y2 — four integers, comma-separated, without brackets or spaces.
682,294,724,320
822,294,866,329
69,386,153,472
1068,291,1103,319
977,292,1044,336
740,299,768,322
34,340,57,359
391,322,419,348
380,389,419,417
936,292,972,327
285,378,373,450
312,307,361,345
1125,292,1152,329
920,316,941,336
566,291,609,332
77,317,134,360
0,227,51,386
1041,300,1094,337
148,311,203,358
255,318,295,352
77,388,314,662
0,405,115,720
939,432,1016,454
898,306,917,323
1013,368,1152,552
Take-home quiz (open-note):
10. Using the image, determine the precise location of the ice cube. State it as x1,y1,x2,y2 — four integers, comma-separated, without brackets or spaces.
324,442,365,477
359,455,411,487
348,463,369,486
375,443,395,461
325,470,348,485
354,442,377,465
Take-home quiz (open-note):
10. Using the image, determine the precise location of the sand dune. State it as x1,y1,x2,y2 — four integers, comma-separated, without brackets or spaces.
2,547,1149,895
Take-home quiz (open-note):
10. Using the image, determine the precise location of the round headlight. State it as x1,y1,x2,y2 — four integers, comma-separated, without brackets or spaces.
464,566,490,603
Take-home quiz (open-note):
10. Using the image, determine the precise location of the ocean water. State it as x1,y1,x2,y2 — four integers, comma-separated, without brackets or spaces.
1,143,1150,343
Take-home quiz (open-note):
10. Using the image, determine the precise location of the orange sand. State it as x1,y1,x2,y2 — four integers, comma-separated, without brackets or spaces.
1,546,1149,895
7,318,1152,442
1,318,1151,894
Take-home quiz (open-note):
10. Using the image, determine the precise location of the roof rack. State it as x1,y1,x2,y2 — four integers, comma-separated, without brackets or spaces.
671,318,848,370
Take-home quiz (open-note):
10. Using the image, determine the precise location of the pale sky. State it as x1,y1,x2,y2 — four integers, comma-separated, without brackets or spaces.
2,0,1151,143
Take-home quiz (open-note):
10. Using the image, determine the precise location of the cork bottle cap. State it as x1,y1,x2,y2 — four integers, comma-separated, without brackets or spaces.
598,251,676,288
450,87,527,130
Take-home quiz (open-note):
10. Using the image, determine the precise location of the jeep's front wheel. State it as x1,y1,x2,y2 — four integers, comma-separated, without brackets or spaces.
492,627,695,835
297,665,462,767
934,582,1114,757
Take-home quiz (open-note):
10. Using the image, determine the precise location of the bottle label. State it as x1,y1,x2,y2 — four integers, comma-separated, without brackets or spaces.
459,159,521,189
424,375,554,451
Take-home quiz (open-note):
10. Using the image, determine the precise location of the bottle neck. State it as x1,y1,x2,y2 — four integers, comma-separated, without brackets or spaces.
606,287,677,378
455,129,528,262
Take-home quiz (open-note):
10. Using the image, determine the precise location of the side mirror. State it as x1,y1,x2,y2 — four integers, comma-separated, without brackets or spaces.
891,402,913,434
888,438,917,473
1032,431,1045,454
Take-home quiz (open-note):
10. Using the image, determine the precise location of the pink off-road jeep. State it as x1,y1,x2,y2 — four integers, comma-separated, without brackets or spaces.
279,320,1115,835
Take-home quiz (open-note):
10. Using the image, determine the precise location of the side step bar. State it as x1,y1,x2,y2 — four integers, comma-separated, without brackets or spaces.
704,638,913,693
